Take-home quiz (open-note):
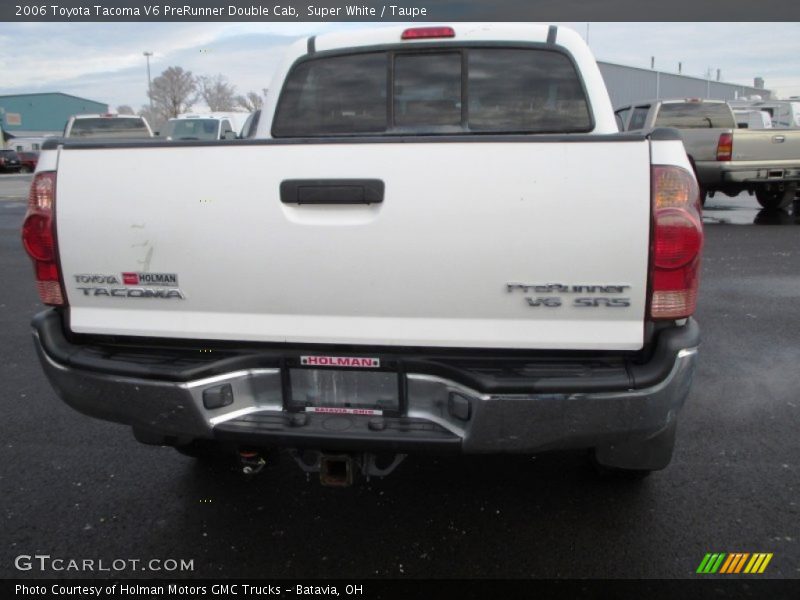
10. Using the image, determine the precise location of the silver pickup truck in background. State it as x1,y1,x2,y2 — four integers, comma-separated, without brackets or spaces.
616,99,800,209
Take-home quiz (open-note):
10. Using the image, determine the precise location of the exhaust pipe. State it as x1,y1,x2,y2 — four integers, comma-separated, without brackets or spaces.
319,454,354,487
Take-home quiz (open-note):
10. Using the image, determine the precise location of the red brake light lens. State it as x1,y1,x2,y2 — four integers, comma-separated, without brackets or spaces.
22,171,65,306
401,27,455,40
650,166,703,320
716,133,733,161
22,213,55,261
654,209,703,269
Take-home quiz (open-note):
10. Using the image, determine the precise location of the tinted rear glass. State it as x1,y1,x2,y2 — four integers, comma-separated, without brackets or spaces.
468,49,591,132
394,52,462,129
273,47,591,136
165,119,220,140
69,118,149,138
628,106,650,130
655,103,736,128
273,52,388,137
0,150,20,158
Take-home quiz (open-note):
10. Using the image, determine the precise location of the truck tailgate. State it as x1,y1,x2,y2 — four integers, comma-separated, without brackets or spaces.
55,139,652,350
732,129,800,163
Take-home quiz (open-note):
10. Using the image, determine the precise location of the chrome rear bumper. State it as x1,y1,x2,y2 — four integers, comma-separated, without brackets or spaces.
33,311,698,461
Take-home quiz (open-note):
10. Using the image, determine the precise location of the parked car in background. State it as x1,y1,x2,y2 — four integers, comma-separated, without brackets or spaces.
617,98,800,209
18,151,39,173
734,109,773,130
63,114,153,139
0,149,22,173
729,99,800,129
163,112,251,141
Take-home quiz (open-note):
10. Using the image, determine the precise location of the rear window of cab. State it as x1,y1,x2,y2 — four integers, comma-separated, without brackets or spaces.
272,47,593,137
654,103,737,129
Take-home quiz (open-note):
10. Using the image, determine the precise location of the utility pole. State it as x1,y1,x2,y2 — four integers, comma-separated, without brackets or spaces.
143,51,153,109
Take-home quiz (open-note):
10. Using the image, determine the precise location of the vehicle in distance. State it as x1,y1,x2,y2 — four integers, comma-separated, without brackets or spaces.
25,24,703,485
729,98,800,129
0,149,22,172
63,114,153,139
616,99,800,209
18,151,39,173
734,109,772,130
163,112,249,140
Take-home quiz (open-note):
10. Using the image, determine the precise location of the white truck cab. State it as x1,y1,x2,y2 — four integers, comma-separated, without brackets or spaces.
729,99,800,129
164,112,251,140
734,109,773,129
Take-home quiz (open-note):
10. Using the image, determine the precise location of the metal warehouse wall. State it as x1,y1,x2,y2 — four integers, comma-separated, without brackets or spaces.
0,93,108,135
598,62,770,109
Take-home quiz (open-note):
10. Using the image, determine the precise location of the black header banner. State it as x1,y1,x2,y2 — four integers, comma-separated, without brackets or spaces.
3,0,800,22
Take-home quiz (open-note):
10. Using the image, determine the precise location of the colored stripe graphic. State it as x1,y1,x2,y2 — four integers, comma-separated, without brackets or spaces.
721,553,743,574
699,552,773,575
758,553,773,573
719,554,736,574
697,553,726,573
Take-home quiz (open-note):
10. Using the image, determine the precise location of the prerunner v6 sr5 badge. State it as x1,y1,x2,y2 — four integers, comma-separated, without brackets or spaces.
506,282,632,308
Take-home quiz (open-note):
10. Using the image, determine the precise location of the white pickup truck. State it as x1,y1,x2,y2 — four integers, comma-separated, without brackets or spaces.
24,24,702,484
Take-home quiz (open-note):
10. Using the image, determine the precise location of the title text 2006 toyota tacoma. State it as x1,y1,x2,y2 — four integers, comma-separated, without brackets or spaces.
24,24,702,484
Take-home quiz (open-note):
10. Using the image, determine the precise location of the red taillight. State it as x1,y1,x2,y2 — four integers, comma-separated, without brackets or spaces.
650,166,703,320
401,27,455,40
22,171,65,306
716,132,733,161
653,209,703,269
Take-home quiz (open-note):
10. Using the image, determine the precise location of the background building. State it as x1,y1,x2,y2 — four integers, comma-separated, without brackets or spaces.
598,62,770,108
0,92,108,149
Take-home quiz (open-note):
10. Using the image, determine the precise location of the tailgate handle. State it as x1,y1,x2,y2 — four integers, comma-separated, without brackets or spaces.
772,135,786,143
280,179,384,205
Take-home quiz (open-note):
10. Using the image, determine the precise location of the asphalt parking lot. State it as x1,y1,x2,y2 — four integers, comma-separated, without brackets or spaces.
1,173,798,580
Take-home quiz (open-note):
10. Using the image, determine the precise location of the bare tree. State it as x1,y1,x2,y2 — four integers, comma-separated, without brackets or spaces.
116,105,134,115
148,66,198,119
235,89,267,112
197,75,237,111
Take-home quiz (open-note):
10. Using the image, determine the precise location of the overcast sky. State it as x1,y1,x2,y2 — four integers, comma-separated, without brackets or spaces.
1,22,798,111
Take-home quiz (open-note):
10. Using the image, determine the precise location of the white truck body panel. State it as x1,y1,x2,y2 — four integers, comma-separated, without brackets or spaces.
56,139,652,350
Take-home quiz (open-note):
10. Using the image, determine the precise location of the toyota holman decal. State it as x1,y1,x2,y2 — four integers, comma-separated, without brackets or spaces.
506,282,632,308
72,273,185,299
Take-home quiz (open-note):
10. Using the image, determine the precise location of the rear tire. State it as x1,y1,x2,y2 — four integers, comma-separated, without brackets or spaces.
755,186,795,210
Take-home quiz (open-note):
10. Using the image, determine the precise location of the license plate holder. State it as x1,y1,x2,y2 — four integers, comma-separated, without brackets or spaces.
285,361,401,415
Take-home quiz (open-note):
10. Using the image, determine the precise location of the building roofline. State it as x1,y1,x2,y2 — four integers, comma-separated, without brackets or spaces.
0,92,108,105
597,60,772,94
